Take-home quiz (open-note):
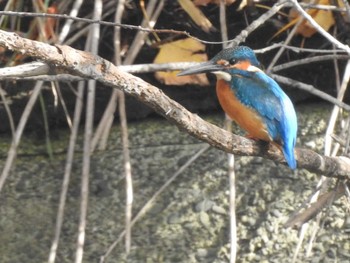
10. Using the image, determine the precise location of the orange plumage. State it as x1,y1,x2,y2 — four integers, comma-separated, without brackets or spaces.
216,79,271,141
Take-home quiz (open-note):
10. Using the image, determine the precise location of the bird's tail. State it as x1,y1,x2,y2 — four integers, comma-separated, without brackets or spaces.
282,145,296,170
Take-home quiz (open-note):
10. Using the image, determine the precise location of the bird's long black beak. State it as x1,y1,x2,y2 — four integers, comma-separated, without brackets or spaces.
177,61,223,76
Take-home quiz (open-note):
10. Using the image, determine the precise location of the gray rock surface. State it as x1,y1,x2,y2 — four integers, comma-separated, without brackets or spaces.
0,103,348,263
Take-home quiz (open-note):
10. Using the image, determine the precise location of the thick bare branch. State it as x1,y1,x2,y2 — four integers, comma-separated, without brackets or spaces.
0,29,350,178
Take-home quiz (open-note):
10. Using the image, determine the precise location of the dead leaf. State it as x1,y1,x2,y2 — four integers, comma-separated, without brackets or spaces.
178,0,214,33
273,0,343,38
154,38,209,86
290,0,335,38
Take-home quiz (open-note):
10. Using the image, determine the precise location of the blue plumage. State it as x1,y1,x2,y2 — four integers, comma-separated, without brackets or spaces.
178,46,298,169
230,69,297,169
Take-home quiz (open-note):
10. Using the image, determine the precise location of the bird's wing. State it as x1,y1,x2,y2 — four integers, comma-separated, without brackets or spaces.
232,71,290,141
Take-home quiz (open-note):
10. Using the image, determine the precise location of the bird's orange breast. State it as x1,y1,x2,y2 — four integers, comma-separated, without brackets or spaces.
216,79,272,141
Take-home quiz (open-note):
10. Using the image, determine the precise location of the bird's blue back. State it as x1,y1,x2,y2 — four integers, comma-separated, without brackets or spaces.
229,68,298,169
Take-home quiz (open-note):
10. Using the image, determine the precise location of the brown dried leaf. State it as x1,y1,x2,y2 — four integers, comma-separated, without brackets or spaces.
290,0,335,38
154,38,209,86
274,0,342,38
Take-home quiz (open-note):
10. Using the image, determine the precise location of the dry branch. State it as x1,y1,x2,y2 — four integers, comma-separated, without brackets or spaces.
0,29,350,178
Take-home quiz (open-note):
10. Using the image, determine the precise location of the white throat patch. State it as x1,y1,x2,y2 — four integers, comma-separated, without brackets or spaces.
247,65,262,72
213,71,231,81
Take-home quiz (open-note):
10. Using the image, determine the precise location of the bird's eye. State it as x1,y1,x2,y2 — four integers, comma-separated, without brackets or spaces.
229,59,237,65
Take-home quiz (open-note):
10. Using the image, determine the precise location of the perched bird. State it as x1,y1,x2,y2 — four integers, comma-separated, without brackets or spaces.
178,46,297,169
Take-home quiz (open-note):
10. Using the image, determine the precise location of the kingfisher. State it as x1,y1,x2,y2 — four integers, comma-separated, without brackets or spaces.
178,46,298,169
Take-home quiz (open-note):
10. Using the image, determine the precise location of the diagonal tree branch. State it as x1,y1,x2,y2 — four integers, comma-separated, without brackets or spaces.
0,29,350,178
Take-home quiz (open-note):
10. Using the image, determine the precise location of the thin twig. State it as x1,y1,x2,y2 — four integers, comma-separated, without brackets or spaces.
0,81,43,192
0,61,50,77
219,1,236,262
300,2,347,11
224,117,236,263
295,37,350,260
100,145,210,263
228,153,236,263
0,9,287,46
292,223,308,263
48,81,85,263
54,81,73,129
272,54,350,72
114,0,133,254
0,84,15,137
220,0,228,49
290,0,350,54
271,74,350,111
298,38,344,260
74,1,102,262
39,91,54,160
58,0,84,44
255,43,348,54
325,60,350,154
48,1,86,261
118,91,133,254
266,17,303,72
228,0,287,48
119,0,164,253
123,0,164,65
75,78,93,263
